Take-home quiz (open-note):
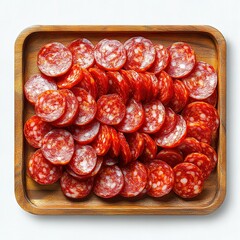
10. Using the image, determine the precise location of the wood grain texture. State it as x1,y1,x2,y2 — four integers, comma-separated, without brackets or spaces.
14,25,226,215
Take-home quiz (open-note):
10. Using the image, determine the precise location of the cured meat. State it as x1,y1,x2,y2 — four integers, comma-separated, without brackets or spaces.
146,160,174,197
200,142,218,171
60,171,93,199
24,74,57,104
37,42,72,77
156,149,183,168
144,72,159,101
116,98,144,133
188,89,217,107
93,165,124,198
69,120,100,144
166,42,196,78
139,133,157,161
124,37,155,72
182,102,219,132
108,127,120,157
177,137,202,157
184,153,212,180
154,115,187,148
91,124,111,156
96,94,126,125
157,71,174,105
24,115,53,148
140,72,152,102
57,64,83,89
52,89,79,127
118,132,132,165
182,61,217,100
103,156,119,166
94,39,127,70
120,161,147,197
173,162,204,198
27,149,62,185
140,100,165,134
35,90,66,122
149,44,170,74
72,87,97,126
68,38,95,68
41,129,74,165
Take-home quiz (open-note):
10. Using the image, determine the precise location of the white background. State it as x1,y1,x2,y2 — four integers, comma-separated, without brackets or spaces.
0,0,238,239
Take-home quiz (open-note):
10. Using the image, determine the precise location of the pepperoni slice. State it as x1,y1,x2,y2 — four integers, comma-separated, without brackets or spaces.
184,153,212,180
157,71,174,105
27,149,62,185
124,37,155,72
68,38,95,68
156,149,183,168
94,39,127,70
182,102,220,132
118,132,132,165
177,137,202,157
24,74,57,105
57,64,83,89
148,44,170,74
91,124,111,156
139,133,157,161
68,120,100,144
116,98,144,133
146,160,174,198
166,42,196,78
108,127,120,157
52,89,79,127
35,90,66,122
200,142,218,171
37,42,72,77
93,165,124,198
154,115,187,148
72,87,97,126
173,162,204,198
120,161,147,197
140,100,165,134
41,129,74,165
96,94,126,125
182,61,217,100
103,156,119,166
169,79,189,113
60,171,93,199
144,72,159,102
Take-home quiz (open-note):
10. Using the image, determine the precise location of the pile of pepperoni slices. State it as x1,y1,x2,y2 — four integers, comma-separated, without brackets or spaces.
24,36,219,200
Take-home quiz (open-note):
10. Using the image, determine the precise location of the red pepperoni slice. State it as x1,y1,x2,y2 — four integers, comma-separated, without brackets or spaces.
96,94,126,125
37,42,72,77
72,87,97,126
144,72,159,101
116,98,144,133
24,74,57,105
108,127,120,157
154,115,187,148
200,142,218,171
68,144,97,176
35,90,66,122
91,125,111,156
52,89,79,127
149,44,170,74
41,129,74,165
140,100,165,134
118,132,132,165
68,38,95,68
103,156,119,166
93,165,124,198
182,61,217,100
169,79,189,113
27,149,63,185
157,71,173,105
120,161,147,197
139,72,152,102
173,162,204,198
156,149,183,168
184,153,212,180
57,64,83,89
182,102,219,132
94,39,127,70
139,133,157,161
166,42,196,78
68,120,100,144
146,160,174,197
60,171,93,199
177,137,202,157
124,37,155,72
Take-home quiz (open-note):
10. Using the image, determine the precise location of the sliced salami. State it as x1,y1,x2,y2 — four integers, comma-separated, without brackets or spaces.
139,133,157,161
200,142,218,171
177,137,202,157
108,127,120,157
37,42,72,77
103,156,119,166
144,72,159,101
41,129,74,165
140,72,152,102
118,132,132,165
156,149,183,168
93,165,124,198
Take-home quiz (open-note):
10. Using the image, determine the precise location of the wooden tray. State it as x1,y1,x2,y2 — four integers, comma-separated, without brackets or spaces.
15,25,226,215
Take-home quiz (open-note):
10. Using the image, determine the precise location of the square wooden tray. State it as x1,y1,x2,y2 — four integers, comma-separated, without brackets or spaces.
15,25,226,215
